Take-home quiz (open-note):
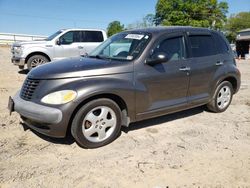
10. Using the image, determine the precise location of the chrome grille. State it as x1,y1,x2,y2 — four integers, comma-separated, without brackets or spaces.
20,78,40,100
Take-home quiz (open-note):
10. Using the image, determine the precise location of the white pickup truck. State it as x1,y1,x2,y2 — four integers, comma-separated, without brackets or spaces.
11,29,107,70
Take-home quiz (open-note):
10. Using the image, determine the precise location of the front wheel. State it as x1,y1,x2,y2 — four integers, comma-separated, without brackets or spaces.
27,55,49,70
207,81,233,113
71,99,122,148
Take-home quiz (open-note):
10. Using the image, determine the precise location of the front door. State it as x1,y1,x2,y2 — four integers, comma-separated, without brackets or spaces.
54,31,82,60
135,33,190,120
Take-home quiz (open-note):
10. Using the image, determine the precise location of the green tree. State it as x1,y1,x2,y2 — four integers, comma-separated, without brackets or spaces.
143,14,155,27
127,14,155,29
107,21,124,37
225,12,250,42
155,0,228,30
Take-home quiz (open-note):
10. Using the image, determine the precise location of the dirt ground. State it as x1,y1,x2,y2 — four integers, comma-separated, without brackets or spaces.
0,45,250,188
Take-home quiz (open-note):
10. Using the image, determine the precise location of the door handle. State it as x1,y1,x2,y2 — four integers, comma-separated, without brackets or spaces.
78,46,84,49
179,67,190,71
215,61,224,66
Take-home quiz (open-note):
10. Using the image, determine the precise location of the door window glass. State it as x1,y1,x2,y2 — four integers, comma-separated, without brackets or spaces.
152,36,185,61
189,35,216,57
60,31,81,45
212,32,229,54
82,31,104,42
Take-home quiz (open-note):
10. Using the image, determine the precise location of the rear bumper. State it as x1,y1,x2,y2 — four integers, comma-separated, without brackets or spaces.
12,91,68,138
234,68,241,94
11,57,25,66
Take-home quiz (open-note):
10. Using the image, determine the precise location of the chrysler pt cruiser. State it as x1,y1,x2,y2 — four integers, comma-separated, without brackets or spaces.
9,27,241,148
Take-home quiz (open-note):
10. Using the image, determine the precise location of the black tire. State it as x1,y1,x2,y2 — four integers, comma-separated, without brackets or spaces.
207,81,233,113
27,55,49,70
71,98,122,148
18,65,24,70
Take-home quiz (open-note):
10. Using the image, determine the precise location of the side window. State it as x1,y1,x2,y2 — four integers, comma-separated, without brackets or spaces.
189,35,216,57
212,32,229,54
60,31,81,45
82,31,104,42
152,36,185,61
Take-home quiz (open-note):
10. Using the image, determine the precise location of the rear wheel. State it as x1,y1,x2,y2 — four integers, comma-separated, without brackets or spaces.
27,55,49,70
207,81,233,112
71,98,122,148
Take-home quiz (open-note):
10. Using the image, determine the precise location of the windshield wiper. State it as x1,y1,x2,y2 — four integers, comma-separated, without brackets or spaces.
88,55,111,60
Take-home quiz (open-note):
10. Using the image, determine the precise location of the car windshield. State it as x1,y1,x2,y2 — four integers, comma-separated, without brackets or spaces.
46,30,63,41
89,32,151,61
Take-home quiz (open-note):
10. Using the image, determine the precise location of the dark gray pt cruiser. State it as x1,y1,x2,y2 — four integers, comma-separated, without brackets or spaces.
9,27,241,148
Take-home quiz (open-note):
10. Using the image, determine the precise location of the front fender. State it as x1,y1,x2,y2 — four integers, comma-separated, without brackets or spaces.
74,73,135,121
22,46,53,60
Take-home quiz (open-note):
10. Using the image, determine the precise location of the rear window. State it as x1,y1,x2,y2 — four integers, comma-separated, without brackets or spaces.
212,32,229,54
82,31,104,42
189,35,216,57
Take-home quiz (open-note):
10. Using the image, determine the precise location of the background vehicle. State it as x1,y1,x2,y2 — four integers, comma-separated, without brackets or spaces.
9,27,241,148
11,29,107,70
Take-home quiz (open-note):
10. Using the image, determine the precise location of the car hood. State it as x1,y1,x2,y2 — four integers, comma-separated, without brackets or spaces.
12,40,47,47
28,57,133,79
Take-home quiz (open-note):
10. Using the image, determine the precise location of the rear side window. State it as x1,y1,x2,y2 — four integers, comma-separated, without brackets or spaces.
152,36,185,61
189,35,216,57
82,31,104,42
212,32,229,54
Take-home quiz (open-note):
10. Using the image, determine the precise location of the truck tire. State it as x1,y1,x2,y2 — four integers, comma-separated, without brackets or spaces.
18,65,24,70
27,55,49,70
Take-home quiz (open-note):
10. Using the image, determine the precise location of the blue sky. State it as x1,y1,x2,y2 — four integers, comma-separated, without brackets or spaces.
0,0,249,36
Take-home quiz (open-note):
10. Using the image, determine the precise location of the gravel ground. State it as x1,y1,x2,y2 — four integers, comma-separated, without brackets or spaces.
0,46,250,188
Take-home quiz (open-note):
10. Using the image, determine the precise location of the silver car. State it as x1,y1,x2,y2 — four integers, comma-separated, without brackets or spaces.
11,29,107,70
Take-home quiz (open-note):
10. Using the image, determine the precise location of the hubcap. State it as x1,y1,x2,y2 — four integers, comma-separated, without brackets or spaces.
31,58,46,67
82,106,117,143
217,85,231,109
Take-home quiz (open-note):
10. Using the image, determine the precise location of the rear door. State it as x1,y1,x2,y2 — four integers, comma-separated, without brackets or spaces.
80,31,104,55
186,32,222,105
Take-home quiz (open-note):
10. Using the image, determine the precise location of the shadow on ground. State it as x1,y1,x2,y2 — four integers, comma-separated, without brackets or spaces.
122,106,206,133
20,106,206,145
18,69,29,75
20,122,75,145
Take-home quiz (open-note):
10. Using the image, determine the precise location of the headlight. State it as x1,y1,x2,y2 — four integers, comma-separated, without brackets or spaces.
14,46,23,55
41,90,77,105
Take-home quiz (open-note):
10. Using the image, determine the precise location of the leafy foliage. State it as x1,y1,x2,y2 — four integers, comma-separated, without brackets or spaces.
127,14,155,29
155,0,228,29
225,12,250,42
107,21,124,37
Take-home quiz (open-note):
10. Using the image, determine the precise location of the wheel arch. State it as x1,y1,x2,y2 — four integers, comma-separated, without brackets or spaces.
221,76,238,94
25,52,51,64
66,93,130,137
211,73,239,98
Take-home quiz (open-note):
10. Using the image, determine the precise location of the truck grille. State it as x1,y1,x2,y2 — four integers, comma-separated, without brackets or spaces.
20,78,40,100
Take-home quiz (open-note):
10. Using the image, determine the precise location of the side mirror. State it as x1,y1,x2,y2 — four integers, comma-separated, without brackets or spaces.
146,52,168,65
56,39,61,45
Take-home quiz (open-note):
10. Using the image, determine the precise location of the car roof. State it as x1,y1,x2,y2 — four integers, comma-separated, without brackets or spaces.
126,26,212,34
62,28,106,32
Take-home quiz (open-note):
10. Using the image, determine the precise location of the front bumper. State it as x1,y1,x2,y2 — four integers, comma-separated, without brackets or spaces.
12,91,68,138
11,57,25,66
